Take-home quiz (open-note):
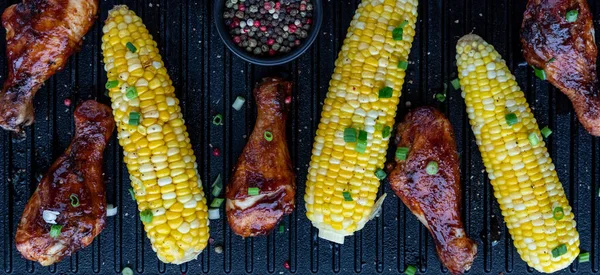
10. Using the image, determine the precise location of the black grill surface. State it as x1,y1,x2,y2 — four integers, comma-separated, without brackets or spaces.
1,0,599,274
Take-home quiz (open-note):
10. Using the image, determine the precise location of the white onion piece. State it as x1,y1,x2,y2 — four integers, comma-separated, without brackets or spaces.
232,96,246,111
208,208,220,220
107,204,118,217
42,210,60,224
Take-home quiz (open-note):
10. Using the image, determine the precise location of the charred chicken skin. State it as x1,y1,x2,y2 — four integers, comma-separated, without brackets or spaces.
15,100,114,266
0,0,98,133
387,107,477,275
226,78,295,237
521,0,600,135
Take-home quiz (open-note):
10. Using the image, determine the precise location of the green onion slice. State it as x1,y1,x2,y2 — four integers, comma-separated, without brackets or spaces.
248,187,260,196
264,131,273,141
566,10,578,22
126,86,138,99
49,224,62,239
426,161,439,175
579,252,590,263
382,126,391,139
211,174,223,197
435,93,446,102
278,224,285,233
356,130,368,153
105,80,119,89
392,26,404,40
532,66,547,80
210,198,225,208
451,78,460,90
528,132,540,146
343,191,353,201
505,113,518,126
344,128,357,142
553,206,564,220
404,265,417,275
128,188,136,201
375,168,387,180
396,147,409,160
126,42,137,53
212,114,223,126
232,96,246,111
398,60,409,70
541,126,552,138
551,244,568,258
70,194,80,207
378,86,393,98
129,112,140,126
140,209,153,223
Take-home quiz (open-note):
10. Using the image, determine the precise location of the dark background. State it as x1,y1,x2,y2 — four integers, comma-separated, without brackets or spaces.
1,0,599,274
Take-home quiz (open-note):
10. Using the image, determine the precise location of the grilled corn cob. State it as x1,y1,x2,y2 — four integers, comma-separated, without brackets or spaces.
304,0,418,244
101,5,209,264
456,34,579,273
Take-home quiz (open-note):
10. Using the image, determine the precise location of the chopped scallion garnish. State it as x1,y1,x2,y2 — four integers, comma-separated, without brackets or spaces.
435,93,446,102
579,252,590,263
551,244,567,258
140,209,153,223
532,66,547,80
212,114,223,126
355,130,368,153
553,206,564,220
210,198,225,208
126,42,137,53
344,128,357,142
528,132,540,146
505,113,518,126
248,187,260,196
566,10,578,22
392,21,408,41
278,224,285,233
451,78,460,90
382,126,391,139
126,86,138,99
426,161,439,175
70,194,80,207
264,131,273,142
375,168,387,180
541,126,552,138
343,191,353,201
396,147,409,160
404,265,417,275
128,188,136,201
49,224,62,239
378,87,393,98
398,60,409,70
105,80,119,89
211,174,223,197
232,96,246,111
129,112,140,126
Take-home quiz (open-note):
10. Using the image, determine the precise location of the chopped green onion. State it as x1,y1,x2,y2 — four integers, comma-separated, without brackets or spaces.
399,20,409,28
125,86,138,99
140,209,153,223
553,206,564,220
375,169,387,180
505,113,518,126
264,131,273,141
105,80,119,89
278,224,285,233
210,198,225,208
344,128,357,142
532,66,546,80
382,126,391,139
343,191,353,201
129,112,140,126
208,208,220,220
398,60,409,70
212,114,223,126
396,147,409,160
426,161,439,175
541,126,552,138
551,244,568,258
126,42,137,53
70,194,80,207
579,252,590,263
566,10,578,22
121,267,134,275
248,187,260,196
232,96,246,111
378,87,393,98
435,93,446,102
211,174,223,197
451,78,460,90
404,265,417,275
392,25,405,40
548,57,556,64
128,188,136,201
49,224,62,239
356,130,368,153
528,132,540,146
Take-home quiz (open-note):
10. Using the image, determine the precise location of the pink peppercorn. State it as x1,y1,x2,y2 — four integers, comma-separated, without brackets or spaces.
212,148,221,157
285,96,292,104
238,4,245,11
253,20,260,27
306,18,312,24
264,2,272,10
267,38,275,45
275,2,281,9
300,4,306,11
269,49,276,56
260,26,267,32
288,24,297,33
294,39,301,46
283,261,290,270
233,36,241,44
64,98,71,107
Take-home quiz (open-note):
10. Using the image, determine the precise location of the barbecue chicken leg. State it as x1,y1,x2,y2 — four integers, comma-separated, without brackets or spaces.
15,100,114,266
226,78,295,237
0,0,98,133
521,0,600,135
388,107,477,274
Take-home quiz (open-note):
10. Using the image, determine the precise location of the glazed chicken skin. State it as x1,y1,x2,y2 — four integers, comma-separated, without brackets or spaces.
521,0,600,135
15,100,114,266
226,78,295,237
387,107,477,275
0,0,98,133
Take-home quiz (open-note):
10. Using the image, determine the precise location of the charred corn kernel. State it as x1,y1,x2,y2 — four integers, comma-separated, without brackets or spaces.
102,5,208,265
304,0,418,244
456,34,579,273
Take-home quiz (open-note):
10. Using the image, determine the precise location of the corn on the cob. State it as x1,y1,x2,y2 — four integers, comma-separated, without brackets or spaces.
101,5,209,264
304,0,418,244
456,34,579,273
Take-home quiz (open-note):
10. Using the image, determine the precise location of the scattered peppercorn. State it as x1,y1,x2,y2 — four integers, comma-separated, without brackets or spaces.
212,147,221,157
64,98,71,107
224,0,313,57
283,261,290,269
